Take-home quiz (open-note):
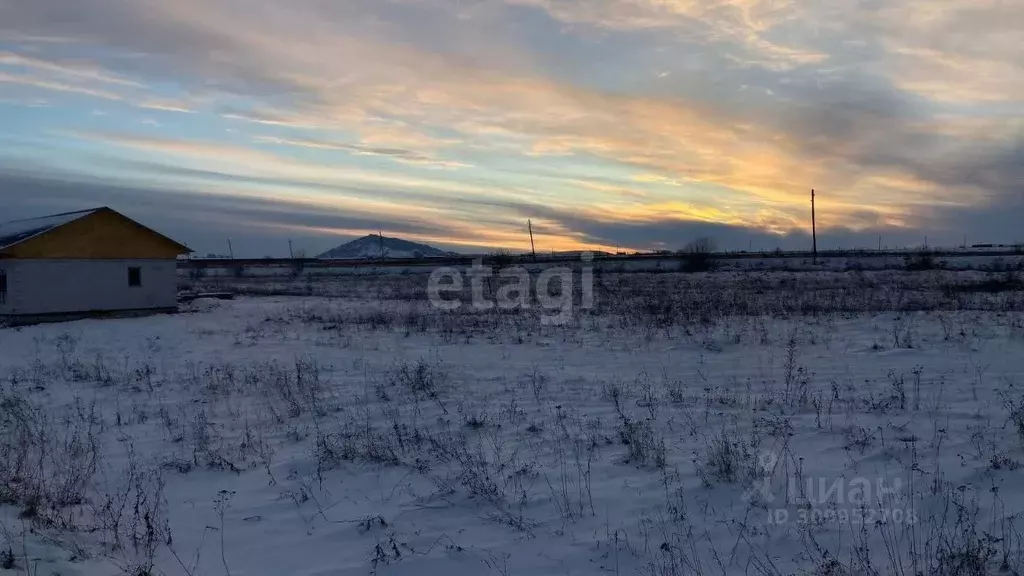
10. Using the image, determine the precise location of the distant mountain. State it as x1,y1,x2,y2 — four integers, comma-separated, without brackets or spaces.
317,234,454,260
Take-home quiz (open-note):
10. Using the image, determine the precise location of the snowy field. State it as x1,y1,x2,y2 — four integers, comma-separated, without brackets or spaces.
4,268,1024,576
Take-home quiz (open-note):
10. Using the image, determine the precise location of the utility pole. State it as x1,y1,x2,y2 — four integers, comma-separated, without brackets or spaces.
878,236,882,252
288,239,294,259
528,219,537,261
811,189,818,264
227,239,234,259
378,229,385,261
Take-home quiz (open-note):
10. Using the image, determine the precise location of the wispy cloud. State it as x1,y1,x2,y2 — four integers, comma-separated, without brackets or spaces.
253,135,470,169
63,131,515,209
0,51,144,87
0,0,1020,252
137,98,195,113
0,70,123,100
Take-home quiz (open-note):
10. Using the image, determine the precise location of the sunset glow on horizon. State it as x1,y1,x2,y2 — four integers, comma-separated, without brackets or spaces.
0,0,1020,256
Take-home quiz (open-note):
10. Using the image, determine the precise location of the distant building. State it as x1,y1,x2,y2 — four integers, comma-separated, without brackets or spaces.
0,207,192,325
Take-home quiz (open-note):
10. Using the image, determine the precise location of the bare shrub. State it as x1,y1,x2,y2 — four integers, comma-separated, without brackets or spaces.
391,359,447,412
695,432,764,486
998,391,1024,445
526,368,547,404
0,545,13,570
905,251,939,271
843,425,875,452
804,479,1021,576
617,417,666,468
236,357,330,419
99,462,170,575
0,391,103,528
428,425,538,533
892,314,917,348
783,334,810,406
545,415,598,522
0,385,170,572
677,237,718,273
326,412,402,467
189,409,240,472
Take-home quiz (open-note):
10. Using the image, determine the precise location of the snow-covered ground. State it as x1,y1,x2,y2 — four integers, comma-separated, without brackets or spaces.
3,272,1024,575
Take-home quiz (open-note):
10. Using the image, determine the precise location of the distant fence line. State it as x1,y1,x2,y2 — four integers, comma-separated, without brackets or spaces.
177,247,1024,272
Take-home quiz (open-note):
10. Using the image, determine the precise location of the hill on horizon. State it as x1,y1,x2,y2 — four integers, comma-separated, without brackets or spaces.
317,234,454,260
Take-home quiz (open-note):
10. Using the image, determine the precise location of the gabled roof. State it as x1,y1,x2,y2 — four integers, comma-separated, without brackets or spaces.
0,208,101,251
0,207,192,254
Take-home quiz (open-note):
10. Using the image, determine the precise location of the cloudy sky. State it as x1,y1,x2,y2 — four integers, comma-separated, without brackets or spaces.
0,0,1020,256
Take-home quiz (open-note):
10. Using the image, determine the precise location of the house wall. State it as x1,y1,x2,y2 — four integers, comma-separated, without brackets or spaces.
0,259,177,317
